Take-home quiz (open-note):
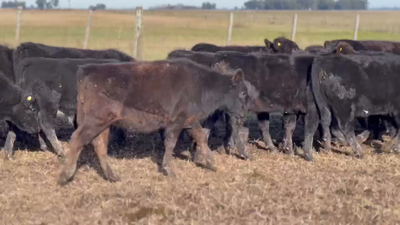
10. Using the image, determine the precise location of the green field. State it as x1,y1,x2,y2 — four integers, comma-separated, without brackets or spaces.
0,9,400,60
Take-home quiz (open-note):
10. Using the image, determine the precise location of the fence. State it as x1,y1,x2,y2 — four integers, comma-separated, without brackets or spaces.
1,8,400,60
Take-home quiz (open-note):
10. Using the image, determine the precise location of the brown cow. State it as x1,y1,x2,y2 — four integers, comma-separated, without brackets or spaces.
58,58,258,185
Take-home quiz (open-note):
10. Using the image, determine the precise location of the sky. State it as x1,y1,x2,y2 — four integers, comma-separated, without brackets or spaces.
17,0,400,10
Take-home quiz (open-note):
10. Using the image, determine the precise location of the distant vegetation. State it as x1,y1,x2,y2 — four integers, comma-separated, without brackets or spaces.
244,0,369,10
1,1,26,8
89,3,106,10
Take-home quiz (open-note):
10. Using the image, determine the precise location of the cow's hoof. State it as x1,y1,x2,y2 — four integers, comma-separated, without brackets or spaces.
355,153,364,159
195,160,217,172
41,146,50,152
58,173,72,186
206,161,217,172
319,148,330,154
286,150,295,156
239,152,250,160
105,173,120,182
194,152,206,165
58,155,66,164
160,166,176,178
304,153,313,162
268,146,278,153
4,154,15,161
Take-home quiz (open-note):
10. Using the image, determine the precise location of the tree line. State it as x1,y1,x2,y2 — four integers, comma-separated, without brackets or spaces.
244,0,369,10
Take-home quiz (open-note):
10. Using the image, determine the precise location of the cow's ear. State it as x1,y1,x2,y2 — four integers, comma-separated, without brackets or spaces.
264,39,273,49
324,41,331,48
231,69,244,85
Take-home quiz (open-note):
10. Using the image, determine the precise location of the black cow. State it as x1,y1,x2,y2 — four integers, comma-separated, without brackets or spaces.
305,45,325,53
3,43,134,160
191,37,299,54
167,50,215,67
324,39,400,55
6,57,120,160
210,51,310,155
301,53,400,161
13,42,133,77
191,41,270,53
0,71,43,159
58,58,258,185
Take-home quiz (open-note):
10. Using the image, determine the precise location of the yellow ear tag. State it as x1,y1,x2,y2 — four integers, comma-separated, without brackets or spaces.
27,96,32,101
340,47,343,52
278,42,281,47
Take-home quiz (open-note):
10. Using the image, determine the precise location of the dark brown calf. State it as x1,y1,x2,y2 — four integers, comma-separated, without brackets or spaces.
58,59,257,185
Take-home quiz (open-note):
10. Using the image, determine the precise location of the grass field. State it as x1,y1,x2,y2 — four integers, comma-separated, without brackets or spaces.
1,9,400,225
0,9,400,60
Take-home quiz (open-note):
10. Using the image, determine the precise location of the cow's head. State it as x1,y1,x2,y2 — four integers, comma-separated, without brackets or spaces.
9,90,40,134
334,42,356,55
224,69,259,120
271,37,300,54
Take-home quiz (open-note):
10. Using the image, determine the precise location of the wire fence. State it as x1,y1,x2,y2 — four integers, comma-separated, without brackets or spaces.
1,8,400,60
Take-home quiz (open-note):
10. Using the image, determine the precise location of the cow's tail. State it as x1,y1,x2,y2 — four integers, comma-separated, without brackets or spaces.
75,66,87,127
309,57,330,114
291,53,330,119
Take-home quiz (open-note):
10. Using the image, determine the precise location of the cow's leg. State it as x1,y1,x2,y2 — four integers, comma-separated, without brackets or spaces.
38,134,49,152
58,120,108,185
336,116,364,159
257,113,277,152
331,126,347,145
319,106,332,152
187,122,216,171
342,127,364,159
41,126,66,162
222,114,234,155
92,127,119,182
282,114,297,155
303,95,320,161
3,125,17,160
161,123,183,177
229,116,249,160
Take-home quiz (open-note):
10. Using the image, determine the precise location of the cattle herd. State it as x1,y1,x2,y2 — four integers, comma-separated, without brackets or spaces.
1,37,400,186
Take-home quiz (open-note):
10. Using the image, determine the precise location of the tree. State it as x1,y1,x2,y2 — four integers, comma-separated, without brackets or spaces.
89,3,107,10
201,2,216,9
36,0,59,9
36,0,46,9
2,1,26,8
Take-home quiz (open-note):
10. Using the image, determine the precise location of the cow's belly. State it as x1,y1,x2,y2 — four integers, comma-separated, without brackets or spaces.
118,108,169,133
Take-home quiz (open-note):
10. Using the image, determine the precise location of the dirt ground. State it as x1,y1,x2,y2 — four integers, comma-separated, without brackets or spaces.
1,115,400,225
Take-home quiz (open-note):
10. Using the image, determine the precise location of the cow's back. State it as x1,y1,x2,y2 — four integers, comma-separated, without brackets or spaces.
167,50,215,67
313,54,400,105
0,45,15,83
14,42,134,69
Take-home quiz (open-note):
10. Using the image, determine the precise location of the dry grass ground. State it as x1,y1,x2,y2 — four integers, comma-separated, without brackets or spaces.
1,9,400,225
1,116,400,224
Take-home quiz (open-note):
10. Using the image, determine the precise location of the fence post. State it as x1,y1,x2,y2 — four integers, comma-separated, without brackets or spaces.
134,7,143,60
226,12,234,45
353,14,360,40
83,9,93,49
14,6,23,47
117,26,123,50
291,14,298,41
